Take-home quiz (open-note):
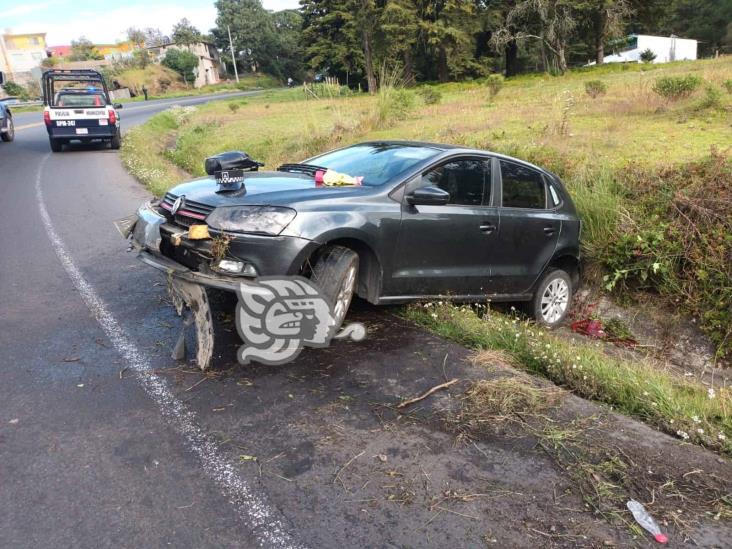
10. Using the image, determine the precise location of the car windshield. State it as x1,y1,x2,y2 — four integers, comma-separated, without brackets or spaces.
306,144,441,186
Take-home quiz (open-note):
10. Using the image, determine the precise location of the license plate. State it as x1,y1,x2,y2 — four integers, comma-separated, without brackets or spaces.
75,128,89,135
99,119,108,126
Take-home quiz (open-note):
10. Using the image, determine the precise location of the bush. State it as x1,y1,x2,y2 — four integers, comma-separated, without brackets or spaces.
723,80,732,94
584,80,608,99
652,75,702,101
2,80,28,99
161,48,199,86
228,102,240,113
698,85,722,110
418,87,442,105
640,49,657,64
486,74,504,99
604,152,732,358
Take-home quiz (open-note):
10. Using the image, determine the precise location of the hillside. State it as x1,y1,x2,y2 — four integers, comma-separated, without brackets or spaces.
122,58,732,458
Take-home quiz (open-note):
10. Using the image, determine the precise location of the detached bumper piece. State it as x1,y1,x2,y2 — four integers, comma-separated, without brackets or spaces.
126,204,220,370
169,278,214,371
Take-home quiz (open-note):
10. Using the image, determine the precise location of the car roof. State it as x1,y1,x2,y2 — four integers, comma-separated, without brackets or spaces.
354,140,558,179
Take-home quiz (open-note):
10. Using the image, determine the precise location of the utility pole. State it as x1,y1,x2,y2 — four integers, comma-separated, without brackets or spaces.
227,25,239,83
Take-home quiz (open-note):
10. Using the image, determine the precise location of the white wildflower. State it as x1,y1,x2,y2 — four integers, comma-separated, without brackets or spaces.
677,430,689,440
692,415,701,424
707,387,716,399
718,433,726,441
697,428,704,435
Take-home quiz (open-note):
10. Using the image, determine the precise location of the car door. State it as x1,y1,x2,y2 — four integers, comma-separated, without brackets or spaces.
388,157,499,297
491,160,561,295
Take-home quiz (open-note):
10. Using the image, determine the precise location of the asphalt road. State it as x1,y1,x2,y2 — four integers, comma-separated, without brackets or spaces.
5,92,723,548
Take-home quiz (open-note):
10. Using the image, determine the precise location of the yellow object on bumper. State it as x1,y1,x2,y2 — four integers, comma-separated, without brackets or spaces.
188,225,211,240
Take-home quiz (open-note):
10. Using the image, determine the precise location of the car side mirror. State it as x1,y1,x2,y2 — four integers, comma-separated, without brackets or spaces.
114,103,123,109
406,185,450,206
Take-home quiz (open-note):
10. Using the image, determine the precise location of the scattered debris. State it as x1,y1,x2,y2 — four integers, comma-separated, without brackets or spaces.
62,356,81,363
77,384,84,388
627,499,668,544
8,419,19,425
168,278,214,371
396,378,459,409
333,450,365,486
239,454,258,462
375,454,388,463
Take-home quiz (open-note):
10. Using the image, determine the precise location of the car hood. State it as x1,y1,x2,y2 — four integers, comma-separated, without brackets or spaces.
166,171,373,207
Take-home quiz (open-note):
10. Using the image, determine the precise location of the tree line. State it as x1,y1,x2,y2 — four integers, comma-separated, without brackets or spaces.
212,0,731,90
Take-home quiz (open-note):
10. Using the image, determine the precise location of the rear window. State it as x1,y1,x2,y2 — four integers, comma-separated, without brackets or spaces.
500,161,546,209
306,144,441,186
55,93,106,107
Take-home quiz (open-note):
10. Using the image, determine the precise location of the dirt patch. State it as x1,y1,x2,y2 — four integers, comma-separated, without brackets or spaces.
168,297,731,547
570,288,731,387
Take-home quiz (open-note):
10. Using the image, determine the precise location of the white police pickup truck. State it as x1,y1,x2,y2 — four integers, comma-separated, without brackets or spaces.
42,69,122,152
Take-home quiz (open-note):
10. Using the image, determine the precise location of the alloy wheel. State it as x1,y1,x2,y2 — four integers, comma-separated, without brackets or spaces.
540,278,569,325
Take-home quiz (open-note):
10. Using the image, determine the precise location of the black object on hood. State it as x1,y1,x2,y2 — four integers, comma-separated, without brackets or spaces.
204,151,263,175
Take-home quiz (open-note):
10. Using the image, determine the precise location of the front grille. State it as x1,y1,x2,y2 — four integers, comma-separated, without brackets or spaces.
161,192,215,228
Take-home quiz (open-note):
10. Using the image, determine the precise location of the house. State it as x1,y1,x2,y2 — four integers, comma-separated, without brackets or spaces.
604,34,698,64
47,41,135,61
0,31,48,85
146,41,222,88
96,41,135,61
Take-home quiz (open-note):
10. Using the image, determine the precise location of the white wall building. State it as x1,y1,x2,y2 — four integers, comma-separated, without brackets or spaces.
604,34,698,64
147,42,222,88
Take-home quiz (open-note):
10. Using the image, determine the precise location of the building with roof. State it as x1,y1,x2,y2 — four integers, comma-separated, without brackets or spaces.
146,41,222,88
604,34,698,64
0,31,48,85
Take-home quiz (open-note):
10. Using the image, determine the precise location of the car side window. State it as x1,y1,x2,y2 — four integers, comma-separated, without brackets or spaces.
422,159,488,206
500,161,546,209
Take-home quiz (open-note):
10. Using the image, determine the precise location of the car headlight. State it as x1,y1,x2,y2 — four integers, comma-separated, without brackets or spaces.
206,206,296,236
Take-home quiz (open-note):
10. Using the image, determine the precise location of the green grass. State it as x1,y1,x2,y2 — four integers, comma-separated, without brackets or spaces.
405,302,732,457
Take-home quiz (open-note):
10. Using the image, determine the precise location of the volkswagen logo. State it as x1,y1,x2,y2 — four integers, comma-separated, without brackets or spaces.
170,195,185,215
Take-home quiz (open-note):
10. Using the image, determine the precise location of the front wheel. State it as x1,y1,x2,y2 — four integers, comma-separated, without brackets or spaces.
310,246,359,328
49,137,63,152
531,268,573,329
110,131,121,150
1,116,14,142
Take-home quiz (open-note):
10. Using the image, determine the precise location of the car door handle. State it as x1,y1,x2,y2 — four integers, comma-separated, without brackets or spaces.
544,226,557,236
479,223,496,234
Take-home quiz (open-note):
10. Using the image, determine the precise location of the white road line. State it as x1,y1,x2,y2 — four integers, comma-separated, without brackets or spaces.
34,154,303,549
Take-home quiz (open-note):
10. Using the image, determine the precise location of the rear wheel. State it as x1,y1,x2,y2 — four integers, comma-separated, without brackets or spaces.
310,246,359,328
531,268,573,329
1,115,14,142
110,131,121,150
49,137,63,152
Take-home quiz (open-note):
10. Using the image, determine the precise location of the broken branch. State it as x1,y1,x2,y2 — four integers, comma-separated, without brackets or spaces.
396,378,459,409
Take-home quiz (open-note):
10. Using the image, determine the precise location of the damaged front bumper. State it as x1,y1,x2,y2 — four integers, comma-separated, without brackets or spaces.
128,202,317,291
123,201,318,370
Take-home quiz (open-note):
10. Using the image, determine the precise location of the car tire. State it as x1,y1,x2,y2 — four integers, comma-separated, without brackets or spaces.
531,268,573,329
310,246,359,328
49,137,63,152
1,115,14,142
110,132,121,150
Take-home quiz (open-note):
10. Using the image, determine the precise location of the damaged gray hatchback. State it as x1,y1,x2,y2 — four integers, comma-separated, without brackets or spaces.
127,141,581,363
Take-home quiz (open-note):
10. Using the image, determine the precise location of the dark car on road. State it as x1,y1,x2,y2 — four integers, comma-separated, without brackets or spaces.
42,69,122,152
131,142,581,328
0,100,14,143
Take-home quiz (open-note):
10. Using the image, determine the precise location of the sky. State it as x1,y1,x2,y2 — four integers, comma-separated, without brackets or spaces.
0,0,301,46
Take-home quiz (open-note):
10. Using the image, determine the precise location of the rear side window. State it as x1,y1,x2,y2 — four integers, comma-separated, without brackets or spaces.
423,159,489,206
500,161,546,209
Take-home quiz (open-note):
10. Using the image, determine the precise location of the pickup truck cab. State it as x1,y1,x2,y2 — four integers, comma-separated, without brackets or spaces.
41,69,122,152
